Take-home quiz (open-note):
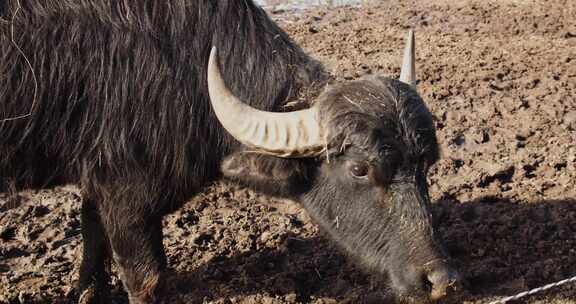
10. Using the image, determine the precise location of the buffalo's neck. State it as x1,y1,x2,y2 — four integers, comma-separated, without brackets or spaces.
208,2,328,110
171,1,330,198
196,2,330,154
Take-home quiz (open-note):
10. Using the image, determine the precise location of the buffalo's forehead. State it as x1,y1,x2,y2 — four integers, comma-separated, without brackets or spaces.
318,76,438,162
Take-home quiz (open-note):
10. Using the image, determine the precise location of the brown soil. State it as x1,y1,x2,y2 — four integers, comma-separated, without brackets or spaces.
1,0,575,303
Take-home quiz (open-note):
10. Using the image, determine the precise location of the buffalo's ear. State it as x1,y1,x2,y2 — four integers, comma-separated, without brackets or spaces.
221,151,317,198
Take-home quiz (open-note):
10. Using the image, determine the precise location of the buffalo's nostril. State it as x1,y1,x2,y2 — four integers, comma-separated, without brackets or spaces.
426,267,460,300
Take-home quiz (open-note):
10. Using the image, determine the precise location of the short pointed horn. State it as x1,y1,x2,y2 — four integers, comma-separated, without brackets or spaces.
399,29,416,88
207,47,325,158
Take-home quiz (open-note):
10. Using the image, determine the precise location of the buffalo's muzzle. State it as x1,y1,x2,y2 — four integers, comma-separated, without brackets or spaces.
389,262,460,302
426,264,460,301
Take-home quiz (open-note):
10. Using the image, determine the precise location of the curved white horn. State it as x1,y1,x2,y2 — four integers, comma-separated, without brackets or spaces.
399,29,416,88
207,47,325,157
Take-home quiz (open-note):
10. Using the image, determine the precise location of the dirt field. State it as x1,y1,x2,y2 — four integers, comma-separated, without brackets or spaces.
1,0,575,303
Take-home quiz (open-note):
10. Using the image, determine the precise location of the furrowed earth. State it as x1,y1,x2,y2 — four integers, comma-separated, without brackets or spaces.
1,0,575,303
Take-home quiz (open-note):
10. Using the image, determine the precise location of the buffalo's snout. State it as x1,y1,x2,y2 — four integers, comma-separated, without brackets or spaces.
390,262,460,302
426,263,460,300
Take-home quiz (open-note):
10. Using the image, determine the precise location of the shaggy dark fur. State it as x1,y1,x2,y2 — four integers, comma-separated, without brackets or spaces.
1,1,458,303
0,0,325,194
1,1,325,302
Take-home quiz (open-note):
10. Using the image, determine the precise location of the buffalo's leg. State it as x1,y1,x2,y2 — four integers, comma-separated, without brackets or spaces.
100,196,167,304
78,198,112,304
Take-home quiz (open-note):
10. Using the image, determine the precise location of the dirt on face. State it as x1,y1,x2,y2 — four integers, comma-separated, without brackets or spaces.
1,0,575,303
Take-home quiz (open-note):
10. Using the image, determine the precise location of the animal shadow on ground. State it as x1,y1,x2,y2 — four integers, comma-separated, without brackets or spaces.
5,194,575,303
163,235,381,303
157,196,576,303
434,196,576,303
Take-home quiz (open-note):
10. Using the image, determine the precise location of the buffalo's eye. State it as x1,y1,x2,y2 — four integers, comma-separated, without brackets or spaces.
349,163,369,178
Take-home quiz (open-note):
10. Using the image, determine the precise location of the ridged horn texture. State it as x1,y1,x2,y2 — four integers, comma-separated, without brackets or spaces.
207,47,325,158
399,29,417,88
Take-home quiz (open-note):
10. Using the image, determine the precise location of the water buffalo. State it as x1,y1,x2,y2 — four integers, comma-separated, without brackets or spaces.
0,0,459,303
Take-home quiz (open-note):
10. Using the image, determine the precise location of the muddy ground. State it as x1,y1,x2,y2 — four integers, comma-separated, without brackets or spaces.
1,0,576,303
